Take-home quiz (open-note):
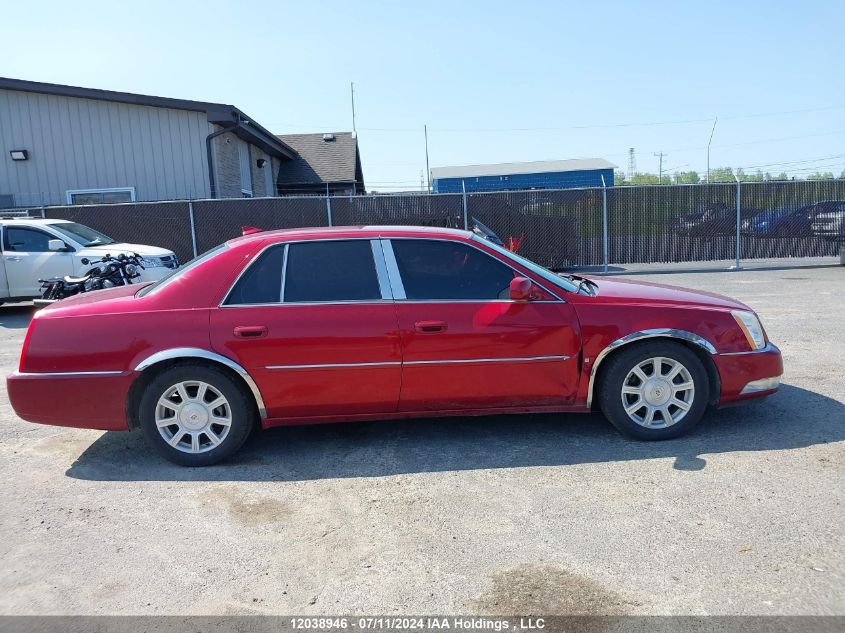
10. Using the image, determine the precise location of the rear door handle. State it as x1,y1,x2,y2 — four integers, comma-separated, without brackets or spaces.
233,325,268,339
5,256,22,262
415,320,448,333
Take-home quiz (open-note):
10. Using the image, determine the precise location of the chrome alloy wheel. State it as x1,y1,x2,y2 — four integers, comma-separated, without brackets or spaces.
155,381,232,454
620,356,695,429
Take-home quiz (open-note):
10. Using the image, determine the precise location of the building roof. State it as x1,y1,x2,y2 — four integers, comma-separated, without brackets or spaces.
275,132,364,187
431,158,617,180
0,76,296,160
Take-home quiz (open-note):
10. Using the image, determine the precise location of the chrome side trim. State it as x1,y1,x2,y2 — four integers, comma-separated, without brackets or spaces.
134,347,267,419
586,329,717,407
267,361,401,370
16,370,125,377
380,239,406,300
404,355,570,365
719,342,776,356
265,355,570,370
371,239,393,300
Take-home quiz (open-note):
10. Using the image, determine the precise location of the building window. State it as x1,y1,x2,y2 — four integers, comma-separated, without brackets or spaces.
238,142,253,197
66,187,136,205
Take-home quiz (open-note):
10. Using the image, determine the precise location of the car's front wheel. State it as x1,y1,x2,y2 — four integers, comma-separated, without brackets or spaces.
138,364,255,466
598,341,709,440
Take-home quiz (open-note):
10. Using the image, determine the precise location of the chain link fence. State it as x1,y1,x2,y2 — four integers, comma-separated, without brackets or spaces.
33,179,844,268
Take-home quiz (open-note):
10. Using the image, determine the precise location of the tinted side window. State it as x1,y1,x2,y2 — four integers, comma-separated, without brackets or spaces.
225,245,285,305
5,227,52,252
284,240,380,302
391,240,515,300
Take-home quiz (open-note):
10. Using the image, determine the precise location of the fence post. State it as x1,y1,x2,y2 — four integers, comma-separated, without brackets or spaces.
187,199,198,258
731,176,742,270
40,206,46,219
326,193,333,227
461,180,468,230
601,175,609,273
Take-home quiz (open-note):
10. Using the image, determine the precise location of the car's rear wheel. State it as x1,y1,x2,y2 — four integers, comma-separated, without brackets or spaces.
138,365,255,466
598,340,709,440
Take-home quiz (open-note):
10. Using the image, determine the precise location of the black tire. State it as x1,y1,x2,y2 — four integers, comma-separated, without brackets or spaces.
138,364,256,466
597,340,709,440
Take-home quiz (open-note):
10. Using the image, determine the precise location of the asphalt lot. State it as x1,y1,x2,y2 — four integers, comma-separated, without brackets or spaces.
0,261,843,616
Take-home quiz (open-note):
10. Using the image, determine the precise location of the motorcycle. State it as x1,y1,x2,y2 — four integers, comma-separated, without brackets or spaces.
34,253,145,306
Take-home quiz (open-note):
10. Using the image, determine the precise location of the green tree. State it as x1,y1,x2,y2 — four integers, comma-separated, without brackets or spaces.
613,170,628,185
673,171,700,184
708,167,735,182
806,171,835,180
628,172,663,185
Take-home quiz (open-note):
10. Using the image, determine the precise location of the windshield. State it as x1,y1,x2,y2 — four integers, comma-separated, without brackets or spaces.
137,244,228,297
50,222,115,247
473,235,581,294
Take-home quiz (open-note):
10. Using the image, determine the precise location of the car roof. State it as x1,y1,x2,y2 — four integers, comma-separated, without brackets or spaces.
0,217,70,224
226,224,473,246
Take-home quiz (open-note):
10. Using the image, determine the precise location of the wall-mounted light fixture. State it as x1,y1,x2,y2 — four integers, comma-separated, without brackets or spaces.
256,158,267,168
9,150,28,161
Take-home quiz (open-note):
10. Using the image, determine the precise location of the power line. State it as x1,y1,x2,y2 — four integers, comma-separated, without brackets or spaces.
274,104,845,134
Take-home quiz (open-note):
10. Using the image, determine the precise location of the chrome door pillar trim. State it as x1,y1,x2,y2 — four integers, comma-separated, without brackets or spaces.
134,347,267,419
278,243,289,302
586,329,717,407
379,239,406,300
371,239,394,300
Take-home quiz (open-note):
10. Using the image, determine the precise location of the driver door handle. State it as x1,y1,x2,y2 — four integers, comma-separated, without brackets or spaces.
234,325,268,339
5,256,23,262
415,320,448,333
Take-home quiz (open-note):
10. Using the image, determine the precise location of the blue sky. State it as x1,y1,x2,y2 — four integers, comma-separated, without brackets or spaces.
3,0,844,190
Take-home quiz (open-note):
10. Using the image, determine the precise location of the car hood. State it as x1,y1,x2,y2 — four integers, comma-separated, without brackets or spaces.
78,242,173,257
585,276,749,310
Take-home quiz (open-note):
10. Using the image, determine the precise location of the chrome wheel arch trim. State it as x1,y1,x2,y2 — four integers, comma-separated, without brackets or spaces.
586,328,717,407
134,347,267,419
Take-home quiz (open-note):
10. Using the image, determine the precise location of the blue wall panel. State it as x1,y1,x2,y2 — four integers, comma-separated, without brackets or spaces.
433,168,614,193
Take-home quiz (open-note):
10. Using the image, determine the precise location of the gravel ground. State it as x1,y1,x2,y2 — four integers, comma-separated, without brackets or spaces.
0,263,842,616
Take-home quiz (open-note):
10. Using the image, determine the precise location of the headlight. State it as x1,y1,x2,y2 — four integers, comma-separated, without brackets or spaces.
125,263,138,276
140,257,163,268
731,310,766,350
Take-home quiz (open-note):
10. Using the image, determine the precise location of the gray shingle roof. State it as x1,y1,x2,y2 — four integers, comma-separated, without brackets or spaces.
275,132,363,185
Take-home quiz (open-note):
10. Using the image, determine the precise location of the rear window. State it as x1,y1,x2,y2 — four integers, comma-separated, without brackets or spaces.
284,240,380,303
224,245,285,305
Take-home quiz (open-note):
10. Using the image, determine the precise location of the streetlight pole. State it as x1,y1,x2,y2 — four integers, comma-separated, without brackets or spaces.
706,117,718,184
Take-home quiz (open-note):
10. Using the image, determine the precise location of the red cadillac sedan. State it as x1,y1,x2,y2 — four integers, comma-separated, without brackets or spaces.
8,226,783,466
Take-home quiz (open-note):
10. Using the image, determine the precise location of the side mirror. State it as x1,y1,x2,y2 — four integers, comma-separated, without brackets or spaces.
509,276,533,301
48,239,67,252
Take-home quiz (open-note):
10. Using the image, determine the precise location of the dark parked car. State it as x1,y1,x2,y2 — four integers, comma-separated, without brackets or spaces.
673,203,762,238
744,201,845,238
741,204,814,237
810,202,845,241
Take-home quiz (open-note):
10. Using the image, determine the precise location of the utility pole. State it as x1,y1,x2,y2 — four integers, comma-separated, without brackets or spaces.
654,152,667,184
424,124,431,193
420,170,425,192
350,82,357,135
706,117,718,184
628,148,636,181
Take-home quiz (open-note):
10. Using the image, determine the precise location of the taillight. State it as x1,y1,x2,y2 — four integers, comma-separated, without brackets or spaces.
18,318,37,373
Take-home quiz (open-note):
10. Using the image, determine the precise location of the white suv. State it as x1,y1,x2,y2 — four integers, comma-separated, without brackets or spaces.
0,217,178,302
